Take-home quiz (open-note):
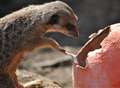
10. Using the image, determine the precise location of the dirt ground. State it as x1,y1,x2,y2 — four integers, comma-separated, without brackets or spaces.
17,47,79,88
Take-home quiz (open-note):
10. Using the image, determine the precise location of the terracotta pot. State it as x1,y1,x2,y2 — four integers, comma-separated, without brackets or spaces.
73,23,120,88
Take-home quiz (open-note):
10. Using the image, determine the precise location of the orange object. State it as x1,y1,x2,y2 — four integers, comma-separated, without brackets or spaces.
73,23,120,88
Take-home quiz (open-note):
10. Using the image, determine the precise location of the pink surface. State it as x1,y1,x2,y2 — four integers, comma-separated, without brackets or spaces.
73,23,120,88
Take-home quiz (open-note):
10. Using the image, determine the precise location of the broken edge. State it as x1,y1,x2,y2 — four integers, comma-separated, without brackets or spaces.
76,26,110,68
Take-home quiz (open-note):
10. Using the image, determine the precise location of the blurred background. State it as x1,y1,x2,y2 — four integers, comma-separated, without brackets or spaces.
0,0,120,88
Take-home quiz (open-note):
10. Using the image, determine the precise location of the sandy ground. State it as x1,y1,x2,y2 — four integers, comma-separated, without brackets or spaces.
17,47,79,88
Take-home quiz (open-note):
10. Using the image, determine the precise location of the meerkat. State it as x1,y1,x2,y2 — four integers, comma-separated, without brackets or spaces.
0,1,79,88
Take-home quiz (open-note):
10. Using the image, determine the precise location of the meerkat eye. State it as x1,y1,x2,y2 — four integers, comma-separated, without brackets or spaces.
49,14,59,25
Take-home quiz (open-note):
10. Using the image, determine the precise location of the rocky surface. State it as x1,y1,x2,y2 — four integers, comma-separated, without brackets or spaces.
17,69,62,88
18,48,78,88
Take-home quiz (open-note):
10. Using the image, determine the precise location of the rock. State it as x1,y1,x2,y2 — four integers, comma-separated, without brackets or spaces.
17,69,62,88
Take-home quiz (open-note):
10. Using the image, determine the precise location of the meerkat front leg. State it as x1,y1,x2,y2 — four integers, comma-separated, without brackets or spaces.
7,53,25,88
10,72,23,88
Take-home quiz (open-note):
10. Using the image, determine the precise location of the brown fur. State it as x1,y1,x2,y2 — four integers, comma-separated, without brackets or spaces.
0,1,78,88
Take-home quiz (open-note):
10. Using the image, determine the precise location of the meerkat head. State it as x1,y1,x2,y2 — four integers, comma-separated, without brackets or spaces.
40,1,79,38
0,1,79,52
